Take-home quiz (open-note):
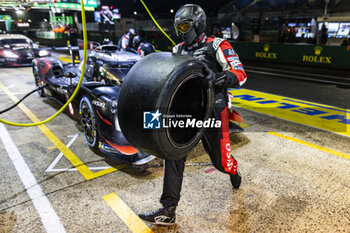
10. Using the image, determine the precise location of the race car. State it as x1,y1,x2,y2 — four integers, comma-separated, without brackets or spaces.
32,44,155,164
0,34,50,67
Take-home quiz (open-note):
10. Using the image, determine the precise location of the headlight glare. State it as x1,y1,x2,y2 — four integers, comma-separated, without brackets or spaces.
39,50,49,57
4,50,19,58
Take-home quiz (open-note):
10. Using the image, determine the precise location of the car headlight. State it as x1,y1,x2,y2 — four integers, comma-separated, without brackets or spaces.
38,50,49,57
4,50,19,58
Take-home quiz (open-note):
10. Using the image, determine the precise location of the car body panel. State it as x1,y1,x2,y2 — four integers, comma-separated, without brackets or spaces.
32,45,144,161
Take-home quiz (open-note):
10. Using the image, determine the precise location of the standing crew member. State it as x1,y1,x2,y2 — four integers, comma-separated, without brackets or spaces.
117,28,136,49
66,25,79,64
138,4,247,226
319,24,328,45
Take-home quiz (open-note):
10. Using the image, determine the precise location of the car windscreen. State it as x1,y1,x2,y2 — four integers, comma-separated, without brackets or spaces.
108,67,130,80
0,39,31,49
1,39,28,45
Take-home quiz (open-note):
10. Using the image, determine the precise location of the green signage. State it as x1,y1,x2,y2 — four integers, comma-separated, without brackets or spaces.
230,41,350,69
31,0,97,11
0,15,12,30
255,44,278,60
301,46,332,64
50,16,74,25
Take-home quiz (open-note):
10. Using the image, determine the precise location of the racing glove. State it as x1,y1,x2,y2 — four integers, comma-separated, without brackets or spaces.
200,65,215,89
214,71,239,90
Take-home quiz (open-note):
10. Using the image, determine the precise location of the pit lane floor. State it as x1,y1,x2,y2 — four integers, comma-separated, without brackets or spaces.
0,67,349,233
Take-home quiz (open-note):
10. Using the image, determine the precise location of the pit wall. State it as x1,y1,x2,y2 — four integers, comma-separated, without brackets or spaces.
229,41,350,70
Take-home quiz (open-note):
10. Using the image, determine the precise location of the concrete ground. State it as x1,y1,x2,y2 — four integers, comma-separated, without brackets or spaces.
0,67,349,233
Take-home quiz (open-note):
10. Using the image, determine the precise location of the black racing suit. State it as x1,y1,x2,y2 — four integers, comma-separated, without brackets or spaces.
137,42,156,56
160,34,247,207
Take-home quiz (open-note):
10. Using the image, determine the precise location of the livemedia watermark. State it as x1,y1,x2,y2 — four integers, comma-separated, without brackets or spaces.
143,110,221,129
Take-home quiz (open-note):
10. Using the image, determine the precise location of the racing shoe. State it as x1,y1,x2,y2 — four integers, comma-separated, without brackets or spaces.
138,206,176,226
230,169,242,189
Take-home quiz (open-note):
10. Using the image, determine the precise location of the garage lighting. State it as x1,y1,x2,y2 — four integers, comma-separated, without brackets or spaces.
44,18,47,22
16,10,23,15
38,50,49,57
170,9,174,13
134,11,137,15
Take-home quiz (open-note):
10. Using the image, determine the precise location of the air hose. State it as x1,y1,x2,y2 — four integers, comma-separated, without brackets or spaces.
139,0,176,46
0,84,47,115
0,1,87,127
0,0,172,127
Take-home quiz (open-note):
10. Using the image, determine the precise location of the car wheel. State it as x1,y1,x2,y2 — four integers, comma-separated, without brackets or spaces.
79,96,99,149
118,52,214,160
33,67,45,97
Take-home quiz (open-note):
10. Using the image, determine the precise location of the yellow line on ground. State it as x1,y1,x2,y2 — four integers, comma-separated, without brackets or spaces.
58,57,80,63
0,82,123,180
48,146,57,149
103,193,154,233
268,131,350,160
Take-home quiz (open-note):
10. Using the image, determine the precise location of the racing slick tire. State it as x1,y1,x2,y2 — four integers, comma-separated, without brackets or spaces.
33,66,45,97
79,96,100,150
118,52,214,160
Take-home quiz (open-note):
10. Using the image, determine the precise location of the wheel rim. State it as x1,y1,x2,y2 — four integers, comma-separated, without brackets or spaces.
80,101,96,145
34,72,43,96
166,74,212,148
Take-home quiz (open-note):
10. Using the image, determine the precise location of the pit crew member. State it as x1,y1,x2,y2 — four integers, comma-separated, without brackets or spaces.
138,4,247,225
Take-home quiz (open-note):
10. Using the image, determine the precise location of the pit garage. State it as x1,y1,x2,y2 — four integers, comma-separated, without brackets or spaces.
0,1,349,233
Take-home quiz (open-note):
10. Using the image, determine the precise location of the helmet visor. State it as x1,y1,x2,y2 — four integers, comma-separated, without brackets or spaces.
175,21,192,35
